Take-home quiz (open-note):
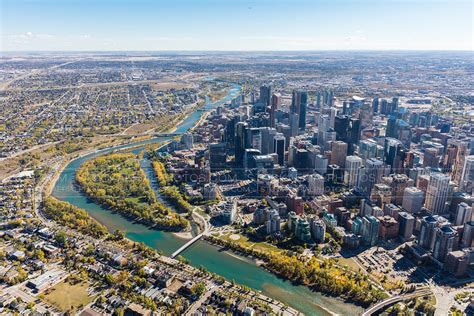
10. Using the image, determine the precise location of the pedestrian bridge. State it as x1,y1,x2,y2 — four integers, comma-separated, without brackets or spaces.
171,233,204,258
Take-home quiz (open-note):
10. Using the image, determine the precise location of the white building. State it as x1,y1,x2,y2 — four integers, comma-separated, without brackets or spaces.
425,173,450,215
307,174,325,196
344,155,363,188
266,209,281,235
221,199,237,224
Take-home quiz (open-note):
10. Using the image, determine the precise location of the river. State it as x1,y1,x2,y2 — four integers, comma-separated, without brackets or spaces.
51,83,362,316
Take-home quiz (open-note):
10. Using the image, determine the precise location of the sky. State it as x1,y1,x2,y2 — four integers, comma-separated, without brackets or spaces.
1,0,472,51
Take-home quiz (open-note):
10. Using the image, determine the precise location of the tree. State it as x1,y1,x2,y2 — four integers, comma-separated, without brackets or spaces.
113,229,125,241
191,282,206,298
55,231,68,248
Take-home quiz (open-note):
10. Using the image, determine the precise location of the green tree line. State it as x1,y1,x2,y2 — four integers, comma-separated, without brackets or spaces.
43,196,108,238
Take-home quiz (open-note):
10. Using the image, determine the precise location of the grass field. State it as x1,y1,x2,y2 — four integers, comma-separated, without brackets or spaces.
220,232,284,255
44,280,94,312
337,257,362,271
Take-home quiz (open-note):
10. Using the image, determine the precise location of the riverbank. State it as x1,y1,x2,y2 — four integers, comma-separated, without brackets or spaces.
49,82,366,316
173,231,194,239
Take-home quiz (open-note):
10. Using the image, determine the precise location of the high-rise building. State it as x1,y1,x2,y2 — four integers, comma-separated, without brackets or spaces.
359,100,373,133
454,202,473,226
361,215,380,246
418,215,439,251
289,113,299,137
295,217,312,243
330,141,348,167
235,122,249,165
358,139,379,160
445,250,469,277
386,115,398,138
266,209,281,235
425,173,450,215
310,218,326,243
221,199,237,224
461,155,474,194
423,147,440,168
449,192,473,219
352,216,363,235
357,158,386,196
384,203,400,218
433,226,457,262
320,129,337,151
259,84,272,107
180,133,194,150
316,91,322,108
307,174,325,196
270,93,281,128
291,90,308,131
402,187,424,214
384,138,406,173
370,183,392,209
273,134,286,166
378,215,399,241
452,140,469,184
258,127,276,155
397,120,412,149
315,154,328,175
383,174,413,205
398,211,415,240
334,115,360,155
372,97,379,113
461,221,474,247
209,143,227,171
344,155,363,188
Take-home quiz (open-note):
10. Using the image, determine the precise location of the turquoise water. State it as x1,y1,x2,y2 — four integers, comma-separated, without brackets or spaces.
51,84,362,316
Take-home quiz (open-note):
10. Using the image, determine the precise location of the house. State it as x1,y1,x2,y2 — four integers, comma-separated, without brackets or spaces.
125,303,152,316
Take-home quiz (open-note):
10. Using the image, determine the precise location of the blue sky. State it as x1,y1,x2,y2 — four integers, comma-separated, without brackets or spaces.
1,0,472,51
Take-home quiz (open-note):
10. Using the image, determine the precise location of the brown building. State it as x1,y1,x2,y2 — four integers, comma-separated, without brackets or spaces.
378,215,399,240
445,250,469,277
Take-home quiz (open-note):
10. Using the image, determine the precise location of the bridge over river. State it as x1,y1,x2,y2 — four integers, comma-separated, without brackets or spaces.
171,233,205,258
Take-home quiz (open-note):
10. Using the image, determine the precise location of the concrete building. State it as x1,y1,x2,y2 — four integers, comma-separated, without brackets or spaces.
344,155,363,188
295,218,312,243
180,133,194,150
357,158,387,196
462,221,474,247
307,174,325,196
378,216,399,241
445,250,469,277
310,218,326,243
425,173,450,215
402,187,424,214
221,199,237,224
266,209,281,235
461,155,474,193
398,211,415,240
433,225,457,262
454,202,472,226
314,154,328,175
330,141,348,167
361,215,380,246
418,215,439,251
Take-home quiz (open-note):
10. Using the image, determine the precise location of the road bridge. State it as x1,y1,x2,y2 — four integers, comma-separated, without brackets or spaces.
361,289,432,316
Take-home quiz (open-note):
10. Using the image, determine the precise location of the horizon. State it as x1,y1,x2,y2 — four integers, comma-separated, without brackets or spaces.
2,49,473,54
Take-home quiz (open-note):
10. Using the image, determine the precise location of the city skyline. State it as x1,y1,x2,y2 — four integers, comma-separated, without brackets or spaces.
1,0,473,52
